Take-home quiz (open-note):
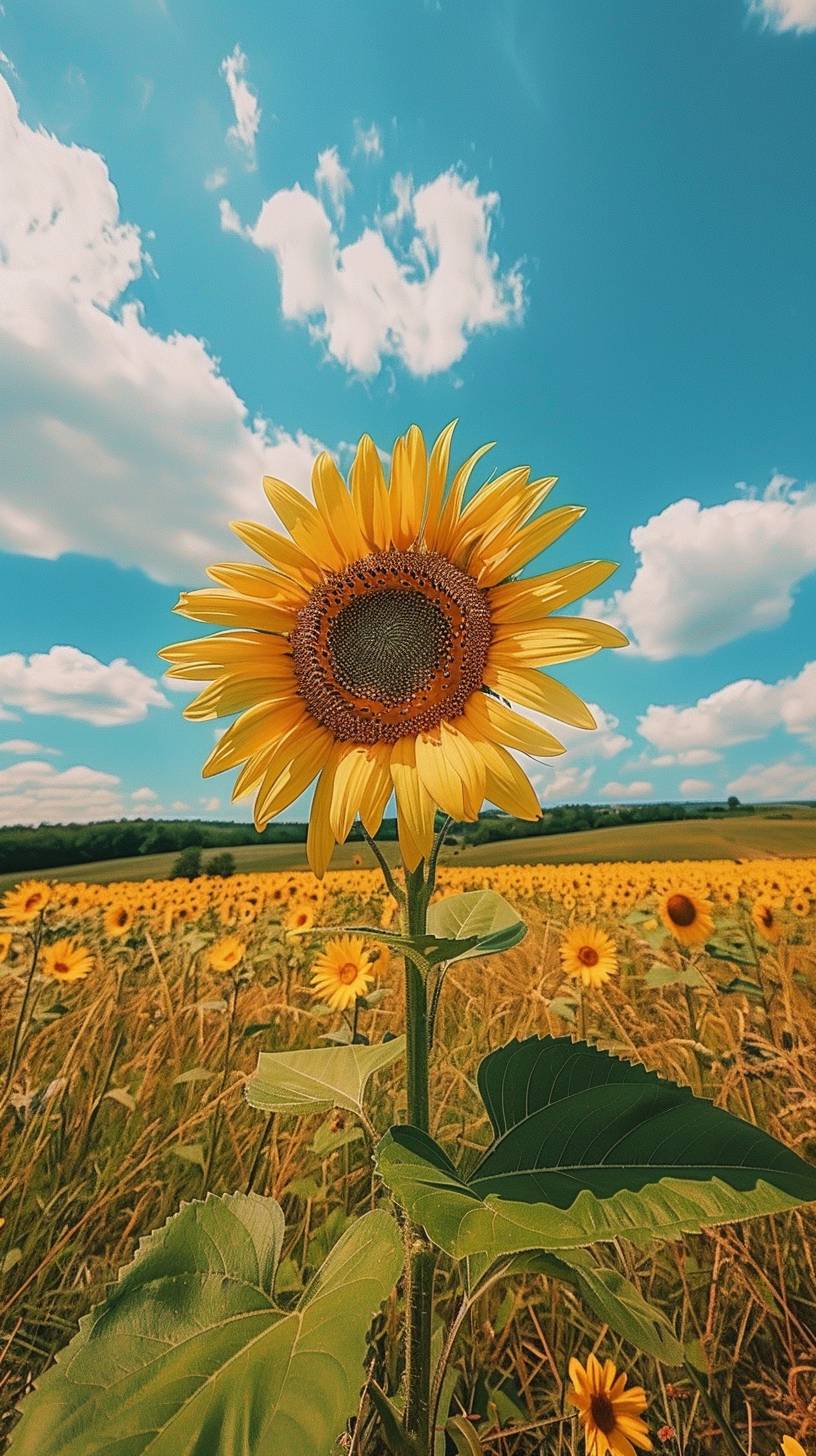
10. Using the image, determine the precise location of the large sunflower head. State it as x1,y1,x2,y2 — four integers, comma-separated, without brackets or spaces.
161,424,626,876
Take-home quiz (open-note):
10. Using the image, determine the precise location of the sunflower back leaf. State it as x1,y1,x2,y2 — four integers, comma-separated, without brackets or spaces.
246,1036,405,1118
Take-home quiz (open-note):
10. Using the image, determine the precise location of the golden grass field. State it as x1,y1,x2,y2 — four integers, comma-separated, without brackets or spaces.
1,854,815,1452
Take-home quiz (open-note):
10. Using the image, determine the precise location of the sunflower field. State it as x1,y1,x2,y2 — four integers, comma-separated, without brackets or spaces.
1,855,814,1454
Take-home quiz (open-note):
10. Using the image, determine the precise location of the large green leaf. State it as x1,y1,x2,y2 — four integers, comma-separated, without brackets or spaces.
376,1036,816,1259
246,1036,405,1118
426,890,526,962
10,1194,402,1456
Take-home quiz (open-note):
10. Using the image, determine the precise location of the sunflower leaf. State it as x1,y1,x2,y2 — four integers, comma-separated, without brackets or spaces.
246,1036,405,1118
9,1196,402,1456
376,1036,816,1260
426,890,526,962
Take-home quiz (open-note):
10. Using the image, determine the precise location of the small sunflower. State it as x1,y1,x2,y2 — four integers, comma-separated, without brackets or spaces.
568,1352,652,1456
752,898,782,944
285,903,315,932
161,423,626,876
789,893,811,918
0,931,12,964
560,925,618,989
208,935,245,972
310,935,374,1010
41,938,94,983
1,880,51,922
104,902,134,938
658,889,713,947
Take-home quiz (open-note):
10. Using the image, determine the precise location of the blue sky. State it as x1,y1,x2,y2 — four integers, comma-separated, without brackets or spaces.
1,0,815,826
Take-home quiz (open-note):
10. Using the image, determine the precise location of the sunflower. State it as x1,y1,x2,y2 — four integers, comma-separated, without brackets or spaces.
310,935,374,1010
1,880,51,922
160,423,626,876
104,902,133,938
208,935,245,972
560,925,618,989
0,931,12,964
41,938,94,983
790,893,811,918
752,898,782,944
284,903,315,932
658,889,713,947
568,1352,652,1456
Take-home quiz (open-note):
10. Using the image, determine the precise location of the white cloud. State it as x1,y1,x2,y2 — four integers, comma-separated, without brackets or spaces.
601,780,654,799
651,749,722,766
0,646,169,726
680,777,714,796
223,166,524,377
204,167,228,192
171,798,191,812
314,147,352,228
748,0,816,31
0,738,60,755
220,45,260,167
0,758,125,825
586,476,816,659
638,661,816,754
200,795,221,812
727,758,816,801
0,74,326,583
131,786,159,803
538,763,595,803
353,120,383,160
520,704,631,804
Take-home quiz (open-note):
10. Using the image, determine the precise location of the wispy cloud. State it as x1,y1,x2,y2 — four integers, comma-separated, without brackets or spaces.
219,44,261,168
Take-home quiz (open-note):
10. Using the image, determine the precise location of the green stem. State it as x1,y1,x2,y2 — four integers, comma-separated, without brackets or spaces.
201,975,240,1194
1,912,44,1102
402,859,435,1455
682,1361,746,1456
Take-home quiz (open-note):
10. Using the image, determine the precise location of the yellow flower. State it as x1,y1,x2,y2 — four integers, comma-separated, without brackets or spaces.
560,925,618,989
285,903,315,932
568,1352,652,1456
208,935,245,972
161,423,626,876
658,889,713,947
104,901,134,938
789,893,810,918
41,938,94,983
310,935,375,1010
752,898,782,944
1,880,51,922
0,931,12,964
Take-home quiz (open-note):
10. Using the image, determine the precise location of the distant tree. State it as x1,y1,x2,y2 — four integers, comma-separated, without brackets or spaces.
170,845,203,879
727,795,740,811
206,851,236,878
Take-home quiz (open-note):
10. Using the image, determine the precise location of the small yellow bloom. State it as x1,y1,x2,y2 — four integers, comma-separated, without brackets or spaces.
568,1351,652,1456
789,893,810,918
41,938,94,983
285,903,315,932
777,1438,806,1456
208,935,245,972
752,898,782,944
310,935,374,1011
104,901,134,938
1,880,51,922
659,888,713,947
0,931,12,964
560,925,618,989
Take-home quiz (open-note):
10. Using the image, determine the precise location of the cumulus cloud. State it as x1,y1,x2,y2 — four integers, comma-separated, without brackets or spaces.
222,165,524,376
748,0,816,31
638,661,816,754
353,119,383,160
585,475,816,660
727,758,816,801
650,749,722,766
0,646,169,726
314,146,352,228
0,74,326,582
600,780,654,799
519,704,631,804
680,777,714,796
0,758,125,825
0,738,60,755
220,45,260,167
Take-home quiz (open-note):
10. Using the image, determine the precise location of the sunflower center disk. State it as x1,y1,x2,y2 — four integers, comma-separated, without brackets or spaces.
291,549,492,744
589,1394,617,1436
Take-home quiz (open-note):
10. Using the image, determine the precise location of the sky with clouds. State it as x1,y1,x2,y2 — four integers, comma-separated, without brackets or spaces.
0,0,815,827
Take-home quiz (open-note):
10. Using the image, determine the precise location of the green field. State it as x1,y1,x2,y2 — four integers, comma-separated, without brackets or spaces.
2,812,814,890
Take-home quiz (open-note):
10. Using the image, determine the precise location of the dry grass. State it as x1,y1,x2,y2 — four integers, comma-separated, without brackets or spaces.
1,865,815,1452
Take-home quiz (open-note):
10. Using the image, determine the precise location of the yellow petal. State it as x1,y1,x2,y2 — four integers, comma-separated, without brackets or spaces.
329,744,383,843
206,562,310,607
419,419,457,542
183,671,296,722
307,746,342,878
159,630,284,669
483,662,596,730
391,738,435,869
464,692,564,756
254,723,333,829
349,433,391,547
173,590,295,633
439,720,486,819
426,440,494,554
415,730,467,820
312,450,370,561
359,743,393,837
203,699,306,777
390,425,427,549
473,736,541,818
229,519,322,584
476,506,586,587
489,560,619,620
263,474,345,571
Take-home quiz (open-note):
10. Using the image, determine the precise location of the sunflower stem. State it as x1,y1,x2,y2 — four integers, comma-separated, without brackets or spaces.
402,858,435,1456
682,1361,747,1456
1,911,44,1103
201,974,241,1194
360,824,405,907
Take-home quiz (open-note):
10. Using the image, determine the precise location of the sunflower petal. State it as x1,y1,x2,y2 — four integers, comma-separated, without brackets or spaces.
173,590,295,633
464,691,564,756
349,433,391,546
483,662,597,730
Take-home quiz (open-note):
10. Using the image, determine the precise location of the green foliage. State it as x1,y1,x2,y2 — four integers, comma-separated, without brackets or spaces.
10,1194,402,1456
206,850,237,877
425,890,527,961
246,1037,405,1118
169,844,203,879
377,1036,816,1260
